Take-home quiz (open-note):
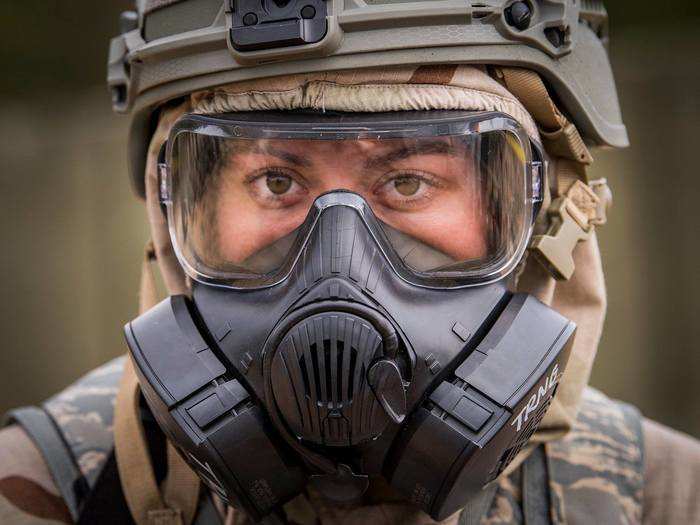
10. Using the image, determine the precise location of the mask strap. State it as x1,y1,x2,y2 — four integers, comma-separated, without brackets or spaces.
528,160,612,280
493,67,612,280
114,241,200,525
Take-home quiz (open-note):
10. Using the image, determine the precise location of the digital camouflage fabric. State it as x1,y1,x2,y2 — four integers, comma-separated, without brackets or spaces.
0,359,124,525
42,358,123,488
545,388,644,524
0,425,72,524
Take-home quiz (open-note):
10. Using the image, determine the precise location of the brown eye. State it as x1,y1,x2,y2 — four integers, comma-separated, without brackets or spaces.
266,174,292,194
394,176,420,196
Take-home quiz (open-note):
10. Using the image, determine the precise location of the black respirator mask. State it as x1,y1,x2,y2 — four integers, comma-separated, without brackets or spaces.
125,111,575,521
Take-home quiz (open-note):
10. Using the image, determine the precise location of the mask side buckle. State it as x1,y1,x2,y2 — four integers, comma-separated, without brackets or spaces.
530,178,611,280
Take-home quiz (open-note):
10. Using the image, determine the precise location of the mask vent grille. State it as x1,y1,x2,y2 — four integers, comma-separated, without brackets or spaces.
298,340,360,405
270,311,388,446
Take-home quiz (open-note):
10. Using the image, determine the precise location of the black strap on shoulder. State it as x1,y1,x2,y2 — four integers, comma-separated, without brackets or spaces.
76,396,170,524
76,449,135,525
459,481,499,525
522,445,552,525
5,406,89,522
193,493,224,525
79,445,224,525
460,445,551,525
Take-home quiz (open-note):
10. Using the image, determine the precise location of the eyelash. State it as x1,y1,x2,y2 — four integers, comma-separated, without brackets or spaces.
244,166,304,187
375,170,442,192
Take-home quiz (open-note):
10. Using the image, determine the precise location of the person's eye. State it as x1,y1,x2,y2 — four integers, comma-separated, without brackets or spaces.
246,168,308,207
393,176,421,196
266,173,293,195
373,171,440,209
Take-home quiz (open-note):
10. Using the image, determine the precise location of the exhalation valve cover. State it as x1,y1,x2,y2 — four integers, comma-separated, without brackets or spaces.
270,310,389,446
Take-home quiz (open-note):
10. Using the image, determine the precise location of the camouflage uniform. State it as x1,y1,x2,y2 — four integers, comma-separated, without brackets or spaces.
2,356,698,524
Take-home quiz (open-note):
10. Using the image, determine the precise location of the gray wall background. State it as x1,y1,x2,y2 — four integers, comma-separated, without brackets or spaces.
1,2,698,438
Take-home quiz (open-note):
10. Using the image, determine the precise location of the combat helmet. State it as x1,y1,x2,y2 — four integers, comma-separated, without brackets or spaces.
108,0,626,199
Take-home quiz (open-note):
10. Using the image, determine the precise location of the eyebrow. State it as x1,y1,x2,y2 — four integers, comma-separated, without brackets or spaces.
231,139,457,170
233,142,313,168
363,140,457,170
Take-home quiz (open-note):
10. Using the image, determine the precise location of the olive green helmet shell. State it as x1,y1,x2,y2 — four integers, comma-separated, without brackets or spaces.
108,0,626,197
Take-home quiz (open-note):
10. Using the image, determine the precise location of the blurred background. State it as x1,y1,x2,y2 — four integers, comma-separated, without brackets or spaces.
0,2,698,438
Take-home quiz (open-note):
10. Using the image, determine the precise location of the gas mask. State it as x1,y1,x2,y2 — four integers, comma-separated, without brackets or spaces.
125,110,575,521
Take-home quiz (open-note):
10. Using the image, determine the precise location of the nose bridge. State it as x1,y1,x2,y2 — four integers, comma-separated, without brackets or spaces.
296,201,388,293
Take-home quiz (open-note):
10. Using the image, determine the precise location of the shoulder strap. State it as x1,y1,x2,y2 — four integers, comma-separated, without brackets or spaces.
76,449,134,525
76,395,193,525
459,482,499,525
465,445,552,524
4,406,88,522
545,387,644,525
192,494,223,525
522,446,551,525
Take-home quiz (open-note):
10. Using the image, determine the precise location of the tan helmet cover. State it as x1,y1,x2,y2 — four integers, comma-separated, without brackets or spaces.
143,64,605,473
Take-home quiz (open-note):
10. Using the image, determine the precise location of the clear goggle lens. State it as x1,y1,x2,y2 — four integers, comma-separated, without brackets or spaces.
162,111,544,288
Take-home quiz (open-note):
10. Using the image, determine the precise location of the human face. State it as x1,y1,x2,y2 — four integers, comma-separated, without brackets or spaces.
199,136,489,268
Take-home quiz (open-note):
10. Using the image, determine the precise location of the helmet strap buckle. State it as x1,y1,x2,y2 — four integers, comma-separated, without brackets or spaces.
530,178,612,280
